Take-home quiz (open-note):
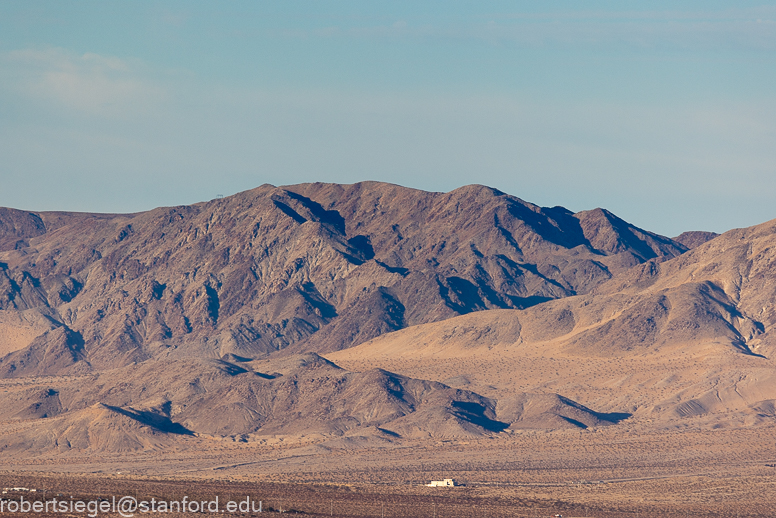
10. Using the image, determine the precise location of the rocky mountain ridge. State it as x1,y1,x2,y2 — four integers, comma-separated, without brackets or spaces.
0,182,687,374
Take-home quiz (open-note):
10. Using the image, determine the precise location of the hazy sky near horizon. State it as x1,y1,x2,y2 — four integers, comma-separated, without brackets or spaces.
1,1,775,236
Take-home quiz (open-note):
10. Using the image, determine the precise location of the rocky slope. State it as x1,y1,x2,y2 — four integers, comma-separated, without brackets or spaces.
672,231,719,250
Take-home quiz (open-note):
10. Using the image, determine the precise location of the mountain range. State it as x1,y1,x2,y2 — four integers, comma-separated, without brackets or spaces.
3,181,767,454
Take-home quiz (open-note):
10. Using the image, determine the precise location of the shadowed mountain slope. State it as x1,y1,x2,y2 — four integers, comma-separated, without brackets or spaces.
591,219,776,357
337,218,776,359
0,208,46,251
0,182,685,374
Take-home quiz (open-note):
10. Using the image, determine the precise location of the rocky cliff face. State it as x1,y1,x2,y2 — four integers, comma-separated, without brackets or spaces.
0,182,686,374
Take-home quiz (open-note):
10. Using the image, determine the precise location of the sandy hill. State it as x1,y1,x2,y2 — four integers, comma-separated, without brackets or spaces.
0,352,624,454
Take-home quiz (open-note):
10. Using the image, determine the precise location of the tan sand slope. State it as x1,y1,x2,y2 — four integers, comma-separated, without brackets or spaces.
0,308,59,356
0,402,191,455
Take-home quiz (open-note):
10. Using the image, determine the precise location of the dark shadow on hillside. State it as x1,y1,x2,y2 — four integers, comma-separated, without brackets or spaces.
593,411,632,424
272,200,307,224
376,261,409,276
104,405,194,435
347,235,375,262
285,190,346,234
451,401,509,432
560,416,590,429
507,295,556,310
376,427,402,438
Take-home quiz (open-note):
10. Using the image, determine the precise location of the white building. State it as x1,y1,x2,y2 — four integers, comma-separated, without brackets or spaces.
427,479,456,487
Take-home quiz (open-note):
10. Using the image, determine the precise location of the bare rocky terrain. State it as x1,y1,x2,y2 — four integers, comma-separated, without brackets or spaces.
0,182,773,516
0,182,685,370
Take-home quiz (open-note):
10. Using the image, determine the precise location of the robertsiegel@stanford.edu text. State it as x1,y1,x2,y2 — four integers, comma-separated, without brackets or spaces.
0,495,263,517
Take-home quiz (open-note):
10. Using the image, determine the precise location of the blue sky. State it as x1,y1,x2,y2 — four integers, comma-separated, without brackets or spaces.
1,1,775,236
